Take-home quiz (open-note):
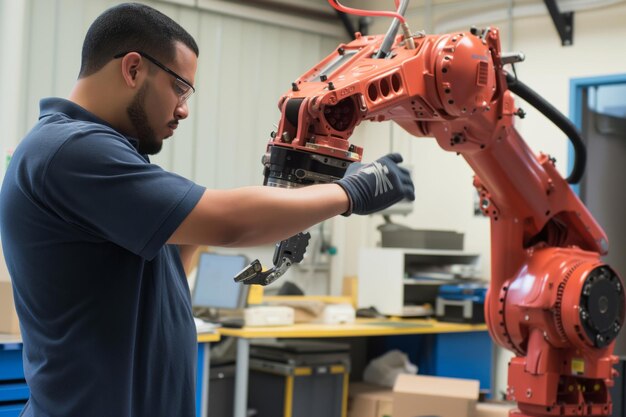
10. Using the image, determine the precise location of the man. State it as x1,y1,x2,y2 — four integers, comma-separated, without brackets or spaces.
0,3,414,417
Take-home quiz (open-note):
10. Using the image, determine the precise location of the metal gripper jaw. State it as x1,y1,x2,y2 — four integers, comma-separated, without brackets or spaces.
233,232,311,286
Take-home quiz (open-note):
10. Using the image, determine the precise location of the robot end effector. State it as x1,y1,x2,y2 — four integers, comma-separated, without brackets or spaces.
233,232,310,286
233,154,415,286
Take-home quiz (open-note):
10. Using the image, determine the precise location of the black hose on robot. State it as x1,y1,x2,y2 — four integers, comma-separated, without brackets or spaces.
374,0,410,59
505,72,586,185
285,98,304,128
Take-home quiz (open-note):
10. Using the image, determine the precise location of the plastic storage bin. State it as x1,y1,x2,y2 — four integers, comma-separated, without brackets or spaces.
436,284,487,324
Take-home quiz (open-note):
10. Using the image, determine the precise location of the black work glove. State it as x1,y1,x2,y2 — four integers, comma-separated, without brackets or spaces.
335,153,415,216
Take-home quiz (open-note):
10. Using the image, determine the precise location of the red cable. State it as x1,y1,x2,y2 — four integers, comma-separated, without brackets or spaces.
328,0,406,24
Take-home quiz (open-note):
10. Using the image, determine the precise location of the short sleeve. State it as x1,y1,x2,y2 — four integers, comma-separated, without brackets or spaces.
41,130,205,260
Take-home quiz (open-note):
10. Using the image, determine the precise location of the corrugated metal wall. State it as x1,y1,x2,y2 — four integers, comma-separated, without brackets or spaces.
15,0,343,189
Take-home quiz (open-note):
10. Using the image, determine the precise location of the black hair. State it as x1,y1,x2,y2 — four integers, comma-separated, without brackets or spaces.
78,2,199,78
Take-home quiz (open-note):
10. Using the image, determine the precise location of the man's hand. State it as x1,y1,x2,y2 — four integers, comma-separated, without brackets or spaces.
335,153,415,215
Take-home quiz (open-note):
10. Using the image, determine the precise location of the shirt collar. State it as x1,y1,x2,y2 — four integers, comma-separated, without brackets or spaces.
39,97,141,151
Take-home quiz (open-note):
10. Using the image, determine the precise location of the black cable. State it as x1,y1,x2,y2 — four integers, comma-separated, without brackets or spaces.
374,0,409,59
358,17,371,36
334,9,357,40
505,71,586,184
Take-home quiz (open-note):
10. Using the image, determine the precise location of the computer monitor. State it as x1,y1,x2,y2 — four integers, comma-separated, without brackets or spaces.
191,253,249,317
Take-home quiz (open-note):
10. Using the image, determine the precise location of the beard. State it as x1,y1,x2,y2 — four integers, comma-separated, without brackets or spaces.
126,83,163,155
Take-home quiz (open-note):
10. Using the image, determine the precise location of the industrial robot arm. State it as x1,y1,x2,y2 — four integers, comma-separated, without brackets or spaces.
237,2,624,415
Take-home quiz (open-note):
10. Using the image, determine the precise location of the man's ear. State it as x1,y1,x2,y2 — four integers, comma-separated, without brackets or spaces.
120,52,144,87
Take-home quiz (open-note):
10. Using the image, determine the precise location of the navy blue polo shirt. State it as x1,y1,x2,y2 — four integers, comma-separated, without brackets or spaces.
0,98,206,417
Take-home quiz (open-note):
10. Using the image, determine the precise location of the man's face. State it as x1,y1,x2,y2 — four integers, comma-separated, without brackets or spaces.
126,82,157,154
127,42,197,155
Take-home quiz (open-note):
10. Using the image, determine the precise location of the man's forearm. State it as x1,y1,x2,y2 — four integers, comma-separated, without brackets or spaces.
168,184,349,247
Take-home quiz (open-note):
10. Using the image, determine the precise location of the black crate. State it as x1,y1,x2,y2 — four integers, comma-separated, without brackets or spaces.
248,341,350,417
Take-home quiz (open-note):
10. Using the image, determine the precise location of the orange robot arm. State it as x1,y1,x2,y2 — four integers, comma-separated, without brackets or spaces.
246,9,625,417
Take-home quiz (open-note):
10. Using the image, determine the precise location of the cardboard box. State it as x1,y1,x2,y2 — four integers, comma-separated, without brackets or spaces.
474,402,516,417
393,374,479,417
0,280,20,334
348,382,393,417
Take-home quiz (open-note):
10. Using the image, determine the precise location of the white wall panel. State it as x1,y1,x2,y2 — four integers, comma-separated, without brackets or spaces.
215,17,244,189
54,0,86,93
195,0,344,37
236,20,270,187
10,0,342,188
193,12,222,188
0,0,27,171
22,0,57,133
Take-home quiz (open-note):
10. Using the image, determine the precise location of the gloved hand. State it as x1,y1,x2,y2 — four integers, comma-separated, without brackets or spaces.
335,153,415,216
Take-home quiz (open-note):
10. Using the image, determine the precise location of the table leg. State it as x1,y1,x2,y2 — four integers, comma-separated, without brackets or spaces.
234,338,250,417
201,343,210,417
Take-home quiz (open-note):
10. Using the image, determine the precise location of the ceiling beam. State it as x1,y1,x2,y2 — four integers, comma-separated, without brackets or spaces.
543,0,574,46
